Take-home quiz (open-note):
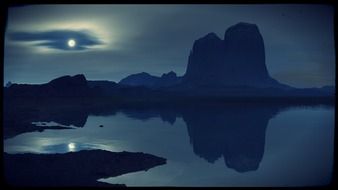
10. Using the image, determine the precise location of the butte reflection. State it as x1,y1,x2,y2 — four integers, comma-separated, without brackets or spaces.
181,104,279,172
118,103,284,173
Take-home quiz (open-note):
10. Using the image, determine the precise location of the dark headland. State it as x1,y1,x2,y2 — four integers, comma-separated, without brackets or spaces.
4,150,166,187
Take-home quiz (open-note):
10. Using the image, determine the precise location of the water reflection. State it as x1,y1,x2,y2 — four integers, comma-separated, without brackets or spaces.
117,104,286,172
42,142,99,153
181,105,278,172
112,104,334,177
3,101,334,186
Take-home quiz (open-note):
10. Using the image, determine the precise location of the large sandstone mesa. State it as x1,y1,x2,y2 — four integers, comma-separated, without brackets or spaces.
183,22,285,88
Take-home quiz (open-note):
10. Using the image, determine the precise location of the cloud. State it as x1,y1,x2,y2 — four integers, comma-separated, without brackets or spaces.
8,30,103,51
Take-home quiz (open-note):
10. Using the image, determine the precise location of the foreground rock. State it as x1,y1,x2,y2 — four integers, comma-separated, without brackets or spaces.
4,149,166,187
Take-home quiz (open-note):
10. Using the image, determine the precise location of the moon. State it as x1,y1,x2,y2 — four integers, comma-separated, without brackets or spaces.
67,39,76,47
68,142,76,151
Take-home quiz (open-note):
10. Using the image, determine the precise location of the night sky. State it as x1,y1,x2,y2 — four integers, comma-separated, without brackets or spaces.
4,4,335,88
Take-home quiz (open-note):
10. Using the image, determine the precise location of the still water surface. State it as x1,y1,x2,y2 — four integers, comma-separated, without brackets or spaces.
4,105,334,187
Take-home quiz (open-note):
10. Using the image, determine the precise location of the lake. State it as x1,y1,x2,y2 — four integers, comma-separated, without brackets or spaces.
4,104,334,187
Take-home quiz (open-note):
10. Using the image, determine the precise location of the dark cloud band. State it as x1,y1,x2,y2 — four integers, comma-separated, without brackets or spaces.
9,30,103,51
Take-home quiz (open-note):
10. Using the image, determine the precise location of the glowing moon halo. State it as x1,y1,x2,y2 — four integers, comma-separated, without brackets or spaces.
68,142,76,151
67,39,76,47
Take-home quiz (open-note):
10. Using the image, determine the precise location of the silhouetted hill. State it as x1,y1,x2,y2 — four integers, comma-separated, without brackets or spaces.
158,71,182,87
119,71,182,89
87,80,118,95
4,74,97,98
119,72,159,87
48,74,87,88
88,80,117,88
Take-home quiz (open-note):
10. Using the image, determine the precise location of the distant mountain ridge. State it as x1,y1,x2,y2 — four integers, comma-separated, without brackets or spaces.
5,74,96,98
4,73,334,99
119,71,182,89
